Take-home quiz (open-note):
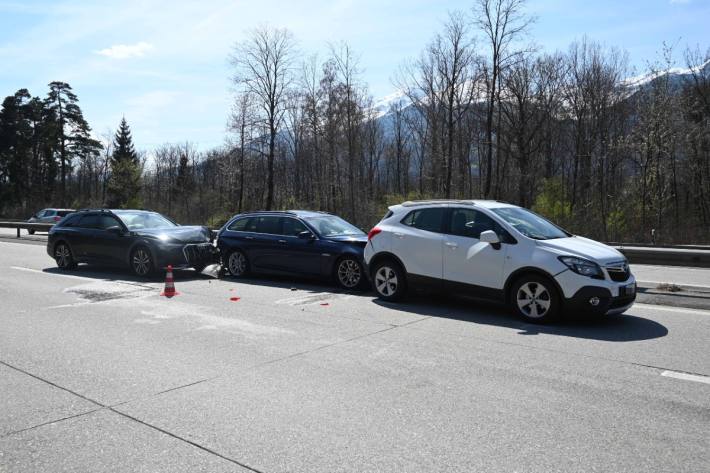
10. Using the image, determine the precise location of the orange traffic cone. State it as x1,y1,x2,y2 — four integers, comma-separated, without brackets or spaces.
160,265,180,297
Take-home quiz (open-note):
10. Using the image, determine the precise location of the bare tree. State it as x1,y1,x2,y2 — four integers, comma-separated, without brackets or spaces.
472,0,534,198
231,26,296,210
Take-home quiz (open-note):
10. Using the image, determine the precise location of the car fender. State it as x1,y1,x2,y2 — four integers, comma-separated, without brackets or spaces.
126,239,158,269
503,266,566,303
366,251,408,277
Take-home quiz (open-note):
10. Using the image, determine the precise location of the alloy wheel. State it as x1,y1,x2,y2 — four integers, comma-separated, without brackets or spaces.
337,259,361,288
374,266,398,297
516,281,551,319
228,251,247,277
132,249,151,276
55,244,71,268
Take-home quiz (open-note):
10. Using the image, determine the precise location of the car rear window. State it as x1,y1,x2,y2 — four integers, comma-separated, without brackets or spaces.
57,210,73,217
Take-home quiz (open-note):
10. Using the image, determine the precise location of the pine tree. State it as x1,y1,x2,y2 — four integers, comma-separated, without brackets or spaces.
44,82,100,206
106,118,141,208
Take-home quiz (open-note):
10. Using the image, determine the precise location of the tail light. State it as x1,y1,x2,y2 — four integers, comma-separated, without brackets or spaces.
367,227,382,241
53,216,61,221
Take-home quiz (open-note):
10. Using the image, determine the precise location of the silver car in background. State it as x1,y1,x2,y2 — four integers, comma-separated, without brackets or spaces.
27,208,75,234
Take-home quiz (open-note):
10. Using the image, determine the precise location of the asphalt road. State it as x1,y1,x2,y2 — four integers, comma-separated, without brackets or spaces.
0,240,709,472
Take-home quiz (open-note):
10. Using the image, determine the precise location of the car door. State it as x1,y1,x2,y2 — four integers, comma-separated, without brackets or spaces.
90,215,131,266
247,216,283,272
391,207,446,286
442,207,508,296
276,217,323,275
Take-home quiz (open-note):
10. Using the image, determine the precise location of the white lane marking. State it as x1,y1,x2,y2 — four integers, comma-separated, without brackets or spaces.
632,303,710,316
661,370,710,385
11,266,96,282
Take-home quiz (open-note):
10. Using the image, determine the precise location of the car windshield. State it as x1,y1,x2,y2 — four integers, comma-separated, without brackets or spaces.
117,212,176,230
491,207,570,240
305,216,364,237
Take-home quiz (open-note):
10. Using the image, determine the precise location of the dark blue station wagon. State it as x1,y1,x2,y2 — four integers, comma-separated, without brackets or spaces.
217,211,368,289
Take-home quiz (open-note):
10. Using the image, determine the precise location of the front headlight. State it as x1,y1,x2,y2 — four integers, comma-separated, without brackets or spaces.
558,256,603,279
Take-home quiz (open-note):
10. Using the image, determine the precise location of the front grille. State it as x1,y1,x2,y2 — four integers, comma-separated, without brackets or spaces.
606,261,630,282
183,243,216,265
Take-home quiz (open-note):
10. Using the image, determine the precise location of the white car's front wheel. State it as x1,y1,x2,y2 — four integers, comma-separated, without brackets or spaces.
511,275,560,323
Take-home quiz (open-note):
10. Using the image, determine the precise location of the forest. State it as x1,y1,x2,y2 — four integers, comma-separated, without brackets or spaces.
0,0,708,244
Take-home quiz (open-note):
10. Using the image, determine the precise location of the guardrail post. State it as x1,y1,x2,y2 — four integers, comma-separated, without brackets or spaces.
16,227,20,238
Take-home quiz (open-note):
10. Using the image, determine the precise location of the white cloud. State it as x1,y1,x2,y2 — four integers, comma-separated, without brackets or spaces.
96,41,153,59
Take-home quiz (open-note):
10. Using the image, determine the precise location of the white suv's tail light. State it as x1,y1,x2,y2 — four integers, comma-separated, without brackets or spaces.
367,227,382,241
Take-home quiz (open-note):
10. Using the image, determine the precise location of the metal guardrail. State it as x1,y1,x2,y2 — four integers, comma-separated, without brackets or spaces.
1,221,709,268
0,221,54,237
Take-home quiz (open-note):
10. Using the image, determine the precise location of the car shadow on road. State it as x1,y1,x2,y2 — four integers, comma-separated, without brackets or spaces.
221,272,373,297
374,294,669,342
42,263,220,284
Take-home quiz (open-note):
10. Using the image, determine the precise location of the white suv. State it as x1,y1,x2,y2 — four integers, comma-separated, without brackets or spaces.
364,200,636,322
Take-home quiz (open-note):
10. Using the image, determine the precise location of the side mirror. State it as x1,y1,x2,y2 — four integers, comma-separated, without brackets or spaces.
480,230,501,246
107,226,124,235
298,230,315,240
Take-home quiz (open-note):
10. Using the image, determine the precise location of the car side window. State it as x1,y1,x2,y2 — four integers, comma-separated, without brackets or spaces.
254,216,281,235
281,217,308,237
36,210,47,218
97,216,122,230
77,214,100,228
61,215,81,227
449,208,496,239
228,218,251,232
401,208,446,233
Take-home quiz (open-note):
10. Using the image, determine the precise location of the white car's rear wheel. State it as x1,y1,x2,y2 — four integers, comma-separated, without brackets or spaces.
372,261,406,301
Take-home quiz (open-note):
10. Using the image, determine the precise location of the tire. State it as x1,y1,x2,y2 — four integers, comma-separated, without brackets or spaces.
334,256,364,290
130,246,155,278
510,274,560,323
54,242,77,270
225,250,249,278
371,259,407,302
28,229,35,235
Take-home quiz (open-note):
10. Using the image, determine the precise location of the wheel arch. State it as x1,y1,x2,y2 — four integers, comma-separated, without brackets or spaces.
368,252,407,277
504,267,565,304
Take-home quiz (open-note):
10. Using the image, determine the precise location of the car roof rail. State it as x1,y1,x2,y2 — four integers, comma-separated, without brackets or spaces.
401,199,476,207
240,210,297,216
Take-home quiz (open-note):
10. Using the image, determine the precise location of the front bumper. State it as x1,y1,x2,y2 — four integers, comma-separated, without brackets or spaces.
563,284,637,317
155,242,220,269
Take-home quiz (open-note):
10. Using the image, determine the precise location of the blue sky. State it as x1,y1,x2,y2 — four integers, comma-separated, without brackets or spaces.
1,0,708,151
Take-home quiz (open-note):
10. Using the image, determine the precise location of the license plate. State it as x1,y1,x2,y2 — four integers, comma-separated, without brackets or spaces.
620,283,636,296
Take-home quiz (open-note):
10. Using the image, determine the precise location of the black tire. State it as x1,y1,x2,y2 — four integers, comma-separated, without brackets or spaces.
334,256,365,290
54,242,77,270
371,259,407,302
130,246,155,278
28,229,35,235
224,249,249,278
510,274,561,323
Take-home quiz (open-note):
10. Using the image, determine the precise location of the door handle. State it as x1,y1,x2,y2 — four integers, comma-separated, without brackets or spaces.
278,239,287,244
393,232,404,239
445,242,458,249
245,236,254,240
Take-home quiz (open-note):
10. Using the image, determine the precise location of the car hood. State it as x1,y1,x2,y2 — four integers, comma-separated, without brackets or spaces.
324,234,368,246
536,236,625,265
132,226,211,243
